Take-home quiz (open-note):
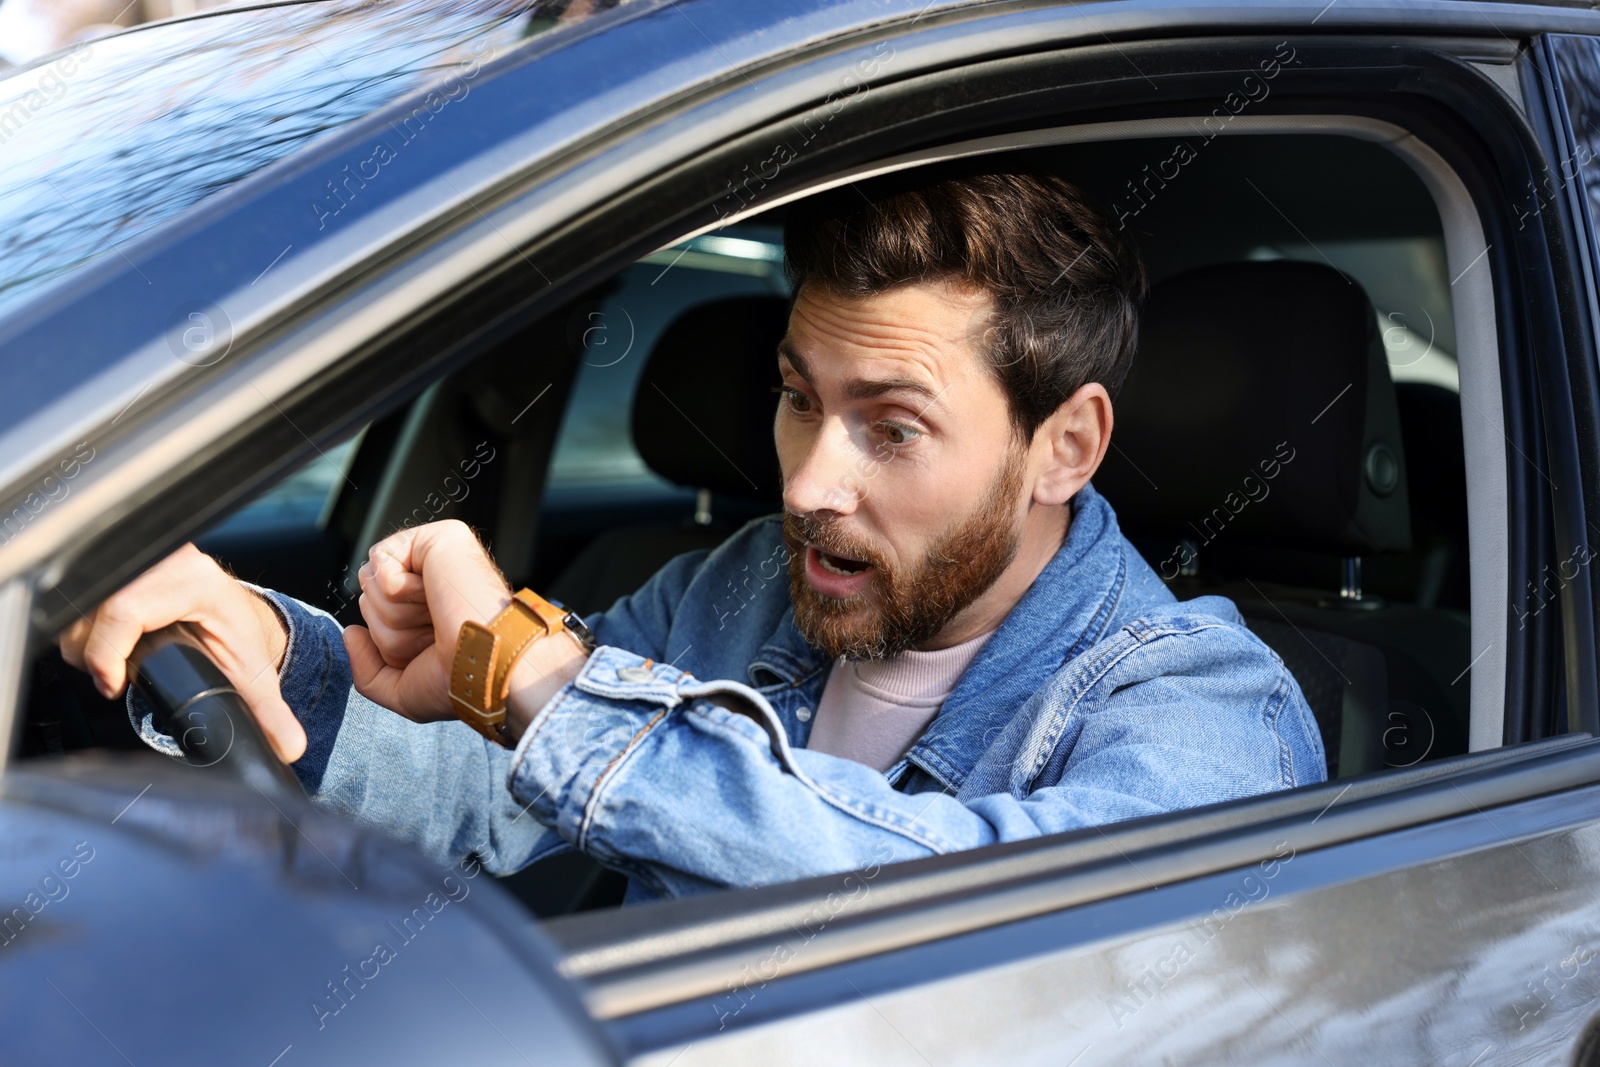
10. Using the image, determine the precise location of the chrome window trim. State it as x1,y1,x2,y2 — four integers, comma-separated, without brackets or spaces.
0,579,35,771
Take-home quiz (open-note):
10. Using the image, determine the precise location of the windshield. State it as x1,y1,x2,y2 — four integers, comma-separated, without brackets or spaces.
0,0,631,324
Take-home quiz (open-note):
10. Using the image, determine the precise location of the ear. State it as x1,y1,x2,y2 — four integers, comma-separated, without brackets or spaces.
1030,382,1113,507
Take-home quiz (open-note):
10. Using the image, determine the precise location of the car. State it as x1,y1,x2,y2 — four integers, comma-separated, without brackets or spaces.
5,0,1600,1062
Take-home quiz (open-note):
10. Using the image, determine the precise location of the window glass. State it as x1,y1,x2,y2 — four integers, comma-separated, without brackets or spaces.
545,227,788,491
1244,237,1459,392
204,433,362,539
0,1,627,322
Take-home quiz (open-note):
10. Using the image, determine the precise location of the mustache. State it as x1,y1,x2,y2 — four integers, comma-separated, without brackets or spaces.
782,512,884,569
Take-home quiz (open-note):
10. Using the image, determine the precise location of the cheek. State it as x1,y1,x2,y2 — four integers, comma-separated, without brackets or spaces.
863,463,966,565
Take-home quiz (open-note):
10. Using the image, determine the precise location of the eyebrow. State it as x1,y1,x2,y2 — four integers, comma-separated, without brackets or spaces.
777,338,811,382
776,338,943,406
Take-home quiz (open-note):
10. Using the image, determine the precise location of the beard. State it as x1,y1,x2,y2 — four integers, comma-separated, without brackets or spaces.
783,449,1027,661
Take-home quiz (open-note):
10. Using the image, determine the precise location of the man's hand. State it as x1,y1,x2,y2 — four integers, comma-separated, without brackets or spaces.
57,544,305,763
348,520,588,739
345,520,515,722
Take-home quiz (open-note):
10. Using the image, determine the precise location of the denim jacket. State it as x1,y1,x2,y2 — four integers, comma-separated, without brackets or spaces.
132,483,1326,900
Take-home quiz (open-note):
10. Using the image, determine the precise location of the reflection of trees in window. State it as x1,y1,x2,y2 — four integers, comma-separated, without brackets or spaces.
0,0,632,320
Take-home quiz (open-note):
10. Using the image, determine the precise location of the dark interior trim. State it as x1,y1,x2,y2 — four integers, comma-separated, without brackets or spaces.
1524,35,1600,739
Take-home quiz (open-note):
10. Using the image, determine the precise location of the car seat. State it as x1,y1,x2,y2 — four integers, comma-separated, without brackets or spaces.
1095,261,1472,777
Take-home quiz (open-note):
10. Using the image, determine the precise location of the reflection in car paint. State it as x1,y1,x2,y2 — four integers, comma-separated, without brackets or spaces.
0,0,638,322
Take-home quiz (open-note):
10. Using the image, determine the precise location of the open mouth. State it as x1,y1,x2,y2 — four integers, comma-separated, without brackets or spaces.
816,549,871,576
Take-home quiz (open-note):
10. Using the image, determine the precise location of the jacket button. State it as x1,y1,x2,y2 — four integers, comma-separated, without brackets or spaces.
795,706,812,722
617,666,654,683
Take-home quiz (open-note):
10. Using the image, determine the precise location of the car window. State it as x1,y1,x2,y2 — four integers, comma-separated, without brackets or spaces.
1239,237,1460,392
203,433,363,539
545,227,788,492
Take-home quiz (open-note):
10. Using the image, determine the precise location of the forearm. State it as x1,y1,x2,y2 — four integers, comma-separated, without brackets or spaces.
501,644,1300,898
504,648,998,897
241,590,565,874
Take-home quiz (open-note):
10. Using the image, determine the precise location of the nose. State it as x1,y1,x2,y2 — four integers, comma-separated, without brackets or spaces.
781,418,867,519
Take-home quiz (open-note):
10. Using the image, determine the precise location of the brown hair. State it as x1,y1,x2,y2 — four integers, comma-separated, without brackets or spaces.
783,171,1148,438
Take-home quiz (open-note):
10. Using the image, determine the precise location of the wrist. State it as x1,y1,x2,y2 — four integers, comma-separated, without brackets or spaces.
446,586,593,747
502,635,588,743
242,584,289,673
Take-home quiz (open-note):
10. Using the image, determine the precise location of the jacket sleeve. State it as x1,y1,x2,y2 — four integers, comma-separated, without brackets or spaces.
230,590,571,874
506,624,1321,898
231,549,716,874
125,548,714,874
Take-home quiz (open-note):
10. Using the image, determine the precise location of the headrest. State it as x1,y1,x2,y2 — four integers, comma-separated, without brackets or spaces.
1096,261,1411,556
632,295,789,499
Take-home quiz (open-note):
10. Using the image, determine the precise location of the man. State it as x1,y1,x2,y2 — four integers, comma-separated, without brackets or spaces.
63,172,1326,900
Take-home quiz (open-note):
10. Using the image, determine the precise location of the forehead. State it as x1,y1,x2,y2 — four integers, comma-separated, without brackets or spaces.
781,280,994,385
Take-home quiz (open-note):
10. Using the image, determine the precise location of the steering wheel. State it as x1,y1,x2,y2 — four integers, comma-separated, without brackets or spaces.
129,623,306,801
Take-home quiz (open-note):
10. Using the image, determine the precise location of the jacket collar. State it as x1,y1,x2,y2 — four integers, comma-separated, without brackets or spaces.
748,603,828,690
906,482,1128,792
748,482,1129,787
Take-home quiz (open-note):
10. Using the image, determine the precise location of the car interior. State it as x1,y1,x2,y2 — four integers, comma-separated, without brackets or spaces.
15,130,1477,919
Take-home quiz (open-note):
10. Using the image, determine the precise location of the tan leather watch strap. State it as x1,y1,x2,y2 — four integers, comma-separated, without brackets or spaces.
449,589,568,746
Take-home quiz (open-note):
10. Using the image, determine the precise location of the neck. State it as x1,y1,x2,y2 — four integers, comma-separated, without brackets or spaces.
914,499,1071,651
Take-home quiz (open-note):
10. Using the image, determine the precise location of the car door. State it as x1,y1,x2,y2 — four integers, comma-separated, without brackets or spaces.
525,12,1600,1067
8,3,1600,1066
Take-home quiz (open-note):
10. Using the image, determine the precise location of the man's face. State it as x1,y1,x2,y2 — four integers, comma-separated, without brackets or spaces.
775,279,1032,659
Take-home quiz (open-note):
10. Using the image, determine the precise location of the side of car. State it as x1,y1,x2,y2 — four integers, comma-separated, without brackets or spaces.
6,2,1600,1064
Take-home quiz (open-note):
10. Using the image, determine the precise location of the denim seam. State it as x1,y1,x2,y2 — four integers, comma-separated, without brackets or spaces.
680,700,956,852
578,705,672,852
911,549,1129,791
907,747,966,793
804,776,958,853
1065,551,1128,661
1260,672,1296,788
1027,618,1241,785
1029,634,1149,785
573,678,684,706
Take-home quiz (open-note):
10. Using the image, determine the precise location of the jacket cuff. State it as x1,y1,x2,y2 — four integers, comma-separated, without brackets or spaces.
124,583,347,791
504,646,782,853
252,585,347,790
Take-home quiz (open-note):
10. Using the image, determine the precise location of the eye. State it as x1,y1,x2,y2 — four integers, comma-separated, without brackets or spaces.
775,386,814,414
881,422,919,446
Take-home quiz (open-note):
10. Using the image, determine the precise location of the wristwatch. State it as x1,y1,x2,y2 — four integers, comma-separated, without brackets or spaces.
449,588,596,747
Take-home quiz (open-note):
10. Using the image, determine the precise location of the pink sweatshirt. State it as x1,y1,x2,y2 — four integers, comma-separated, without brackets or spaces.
805,628,997,772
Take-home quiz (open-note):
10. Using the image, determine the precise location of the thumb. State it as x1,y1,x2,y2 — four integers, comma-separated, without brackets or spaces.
344,623,411,717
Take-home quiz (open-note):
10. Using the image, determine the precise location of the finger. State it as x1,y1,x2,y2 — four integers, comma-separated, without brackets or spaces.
344,624,424,720
58,616,94,669
230,661,306,763
77,544,225,697
357,594,435,668
365,548,427,604
363,527,429,597
353,581,432,631
408,520,511,624
80,585,192,698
